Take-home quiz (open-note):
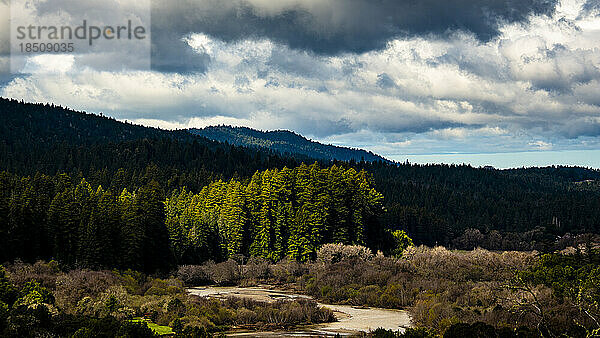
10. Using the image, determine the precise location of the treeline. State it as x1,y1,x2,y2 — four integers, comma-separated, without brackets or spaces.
0,163,383,271
0,170,172,272
0,98,307,191
3,97,600,251
165,163,383,264
361,162,600,247
190,125,386,162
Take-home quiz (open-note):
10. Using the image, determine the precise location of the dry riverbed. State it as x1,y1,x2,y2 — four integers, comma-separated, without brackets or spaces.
187,286,412,337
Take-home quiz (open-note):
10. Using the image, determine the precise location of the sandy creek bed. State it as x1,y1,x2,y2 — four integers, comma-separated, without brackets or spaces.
187,286,412,337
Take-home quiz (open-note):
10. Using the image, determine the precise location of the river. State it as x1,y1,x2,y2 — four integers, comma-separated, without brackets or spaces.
187,286,412,337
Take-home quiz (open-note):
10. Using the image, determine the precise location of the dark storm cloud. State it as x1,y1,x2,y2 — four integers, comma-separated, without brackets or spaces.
582,0,600,15
151,0,558,60
151,33,211,73
267,48,332,79
374,119,476,134
561,118,600,138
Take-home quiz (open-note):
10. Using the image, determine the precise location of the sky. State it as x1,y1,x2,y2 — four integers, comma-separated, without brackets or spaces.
1,0,600,168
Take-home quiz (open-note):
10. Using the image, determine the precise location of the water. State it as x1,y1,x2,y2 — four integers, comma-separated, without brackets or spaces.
187,286,412,336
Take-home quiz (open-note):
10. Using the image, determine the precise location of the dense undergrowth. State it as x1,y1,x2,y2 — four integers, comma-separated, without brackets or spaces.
0,260,333,337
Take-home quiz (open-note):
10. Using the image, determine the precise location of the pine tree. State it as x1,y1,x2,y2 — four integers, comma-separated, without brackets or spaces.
136,180,172,273
203,181,228,260
165,188,192,264
7,177,38,261
273,201,293,261
74,178,96,264
327,165,350,243
246,171,263,258
0,172,11,262
118,188,142,270
288,204,312,262
47,181,80,266
84,188,121,268
189,190,210,261
271,168,293,261
256,170,276,259
219,181,247,258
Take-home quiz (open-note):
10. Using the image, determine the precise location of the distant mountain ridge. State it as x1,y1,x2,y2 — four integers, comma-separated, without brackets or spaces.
189,126,389,162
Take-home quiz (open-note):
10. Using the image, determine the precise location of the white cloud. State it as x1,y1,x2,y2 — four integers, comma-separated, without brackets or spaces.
529,140,554,150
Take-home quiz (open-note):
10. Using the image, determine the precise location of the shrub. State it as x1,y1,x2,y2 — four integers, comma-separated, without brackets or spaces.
317,243,373,264
14,281,55,309
176,265,212,286
235,307,257,325
208,260,241,286
270,258,307,283
0,266,20,306
5,260,60,290
170,318,184,333
244,257,270,282
54,270,120,313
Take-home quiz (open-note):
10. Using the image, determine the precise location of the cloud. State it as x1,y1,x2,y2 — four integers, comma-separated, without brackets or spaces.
151,0,558,58
529,140,553,149
5,0,152,73
0,0,563,74
1,0,600,159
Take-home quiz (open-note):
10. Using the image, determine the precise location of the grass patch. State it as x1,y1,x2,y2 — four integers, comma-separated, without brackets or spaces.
130,317,174,336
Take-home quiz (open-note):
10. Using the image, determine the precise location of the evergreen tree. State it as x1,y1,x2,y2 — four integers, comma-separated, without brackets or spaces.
118,188,141,270
0,172,11,262
47,180,80,266
82,189,120,268
136,181,172,273
246,171,263,258
0,162,387,266
165,188,193,264
74,178,96,264
256,170,276,259
219,181,247,258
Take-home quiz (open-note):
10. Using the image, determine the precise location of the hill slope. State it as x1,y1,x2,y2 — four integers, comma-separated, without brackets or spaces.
2,97,600,251
189,126,388,162
0,98,307,188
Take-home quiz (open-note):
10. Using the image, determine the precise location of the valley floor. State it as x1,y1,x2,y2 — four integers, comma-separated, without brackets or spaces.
188,286,412,336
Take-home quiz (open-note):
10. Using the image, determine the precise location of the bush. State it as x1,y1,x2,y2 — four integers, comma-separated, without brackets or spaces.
54,270,120,313
208,260,241,286
442,322,541,338
0,266,20,306
317,243,373,264
176,265,212,286
270,258,307,283
244,257,271,283
5,260,60,290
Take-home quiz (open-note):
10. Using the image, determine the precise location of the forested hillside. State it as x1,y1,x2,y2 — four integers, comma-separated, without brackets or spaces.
1,97,600,257
0,98,308,191
190,126,387,162
360,162,600,249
